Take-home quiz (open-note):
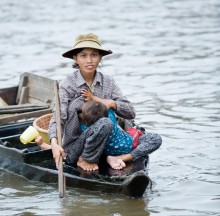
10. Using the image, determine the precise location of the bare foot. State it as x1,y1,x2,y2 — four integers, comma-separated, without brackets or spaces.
106,156,126,170
77,156,99,171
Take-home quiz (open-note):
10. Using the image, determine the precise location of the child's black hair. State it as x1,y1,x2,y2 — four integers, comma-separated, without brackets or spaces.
82,100,108,126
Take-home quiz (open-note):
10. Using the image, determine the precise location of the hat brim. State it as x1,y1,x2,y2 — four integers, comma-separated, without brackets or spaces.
62,41,112,59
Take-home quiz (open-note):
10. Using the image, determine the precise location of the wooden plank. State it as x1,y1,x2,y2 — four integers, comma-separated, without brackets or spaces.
0,105,49,114
0,73,55,124
16,72,55,105
27,85,54,104
0,104,49,110
0,108,52,124
18,86,29,104
16,74,28,104
18,73,54,105
0,97,8,107
0,86,18,105
27,73,55,89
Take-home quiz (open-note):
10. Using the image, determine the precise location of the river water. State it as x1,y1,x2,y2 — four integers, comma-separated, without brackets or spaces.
0,0,220,215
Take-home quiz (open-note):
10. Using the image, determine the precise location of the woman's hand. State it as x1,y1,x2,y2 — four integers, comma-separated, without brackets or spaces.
51,137,65,169
101,99,117,110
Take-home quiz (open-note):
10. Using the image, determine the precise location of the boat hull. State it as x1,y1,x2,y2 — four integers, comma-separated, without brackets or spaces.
0,121,150,198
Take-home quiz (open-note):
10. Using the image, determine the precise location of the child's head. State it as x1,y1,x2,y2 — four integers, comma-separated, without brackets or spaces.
81,100,108,126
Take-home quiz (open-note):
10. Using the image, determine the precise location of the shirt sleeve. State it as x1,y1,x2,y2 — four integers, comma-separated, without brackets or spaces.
48,90,84,142
48,95,65,140
48,76,78,140
48,112,57,140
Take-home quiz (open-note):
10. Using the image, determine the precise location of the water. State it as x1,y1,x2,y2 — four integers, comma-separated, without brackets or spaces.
0,0,220,215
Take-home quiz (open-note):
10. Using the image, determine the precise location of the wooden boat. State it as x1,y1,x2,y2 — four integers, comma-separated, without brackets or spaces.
0,72,54,124
0,72,151,197
0,120,151,198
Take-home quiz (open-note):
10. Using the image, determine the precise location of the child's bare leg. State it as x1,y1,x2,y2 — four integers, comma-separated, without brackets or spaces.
106,154,133,170
77,156,99,171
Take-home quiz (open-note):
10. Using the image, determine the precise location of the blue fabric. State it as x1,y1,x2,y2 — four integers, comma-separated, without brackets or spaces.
80,109,133,156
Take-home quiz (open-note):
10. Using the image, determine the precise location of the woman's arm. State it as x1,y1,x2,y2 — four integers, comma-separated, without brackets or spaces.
48,76,78,168
51,137,65,169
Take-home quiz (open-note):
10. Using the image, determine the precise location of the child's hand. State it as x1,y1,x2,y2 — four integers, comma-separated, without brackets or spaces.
35,136,43,146
35,136,52,151
81,89,94,101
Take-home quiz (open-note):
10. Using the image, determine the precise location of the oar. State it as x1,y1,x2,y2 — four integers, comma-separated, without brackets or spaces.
54,80,65,198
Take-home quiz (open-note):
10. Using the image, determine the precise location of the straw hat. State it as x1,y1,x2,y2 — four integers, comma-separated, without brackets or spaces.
62,33,113,59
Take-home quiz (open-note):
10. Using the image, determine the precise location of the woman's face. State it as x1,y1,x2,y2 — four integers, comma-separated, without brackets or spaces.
74,48,102,75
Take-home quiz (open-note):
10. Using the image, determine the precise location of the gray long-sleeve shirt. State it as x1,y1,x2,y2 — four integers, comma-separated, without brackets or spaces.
48,70,135,148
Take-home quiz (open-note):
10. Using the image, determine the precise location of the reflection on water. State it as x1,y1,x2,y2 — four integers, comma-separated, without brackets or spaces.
0,0,220,215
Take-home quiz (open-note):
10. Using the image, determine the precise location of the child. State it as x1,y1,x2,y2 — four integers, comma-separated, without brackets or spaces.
81,88,162,170
79,96,144,170
79,100,136,156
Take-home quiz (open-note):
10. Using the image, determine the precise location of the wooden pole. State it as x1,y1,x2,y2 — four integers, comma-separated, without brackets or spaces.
54,80,65,198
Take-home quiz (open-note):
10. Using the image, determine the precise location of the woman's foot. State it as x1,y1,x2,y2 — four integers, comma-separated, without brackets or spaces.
106,156,126,170
77,156,99,171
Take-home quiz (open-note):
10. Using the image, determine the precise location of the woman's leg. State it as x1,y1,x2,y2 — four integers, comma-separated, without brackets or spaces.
130,132,162,161
80,118,112,162
65,117,112,170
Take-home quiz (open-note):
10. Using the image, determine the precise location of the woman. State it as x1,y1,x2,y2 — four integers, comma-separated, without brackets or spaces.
48,33,162,171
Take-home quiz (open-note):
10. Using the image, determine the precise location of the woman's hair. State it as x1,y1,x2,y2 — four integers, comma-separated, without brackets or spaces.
82,100,108,126
72,48,83,69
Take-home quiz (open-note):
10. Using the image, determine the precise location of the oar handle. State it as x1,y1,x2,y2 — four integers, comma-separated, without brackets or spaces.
54,80,65,198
